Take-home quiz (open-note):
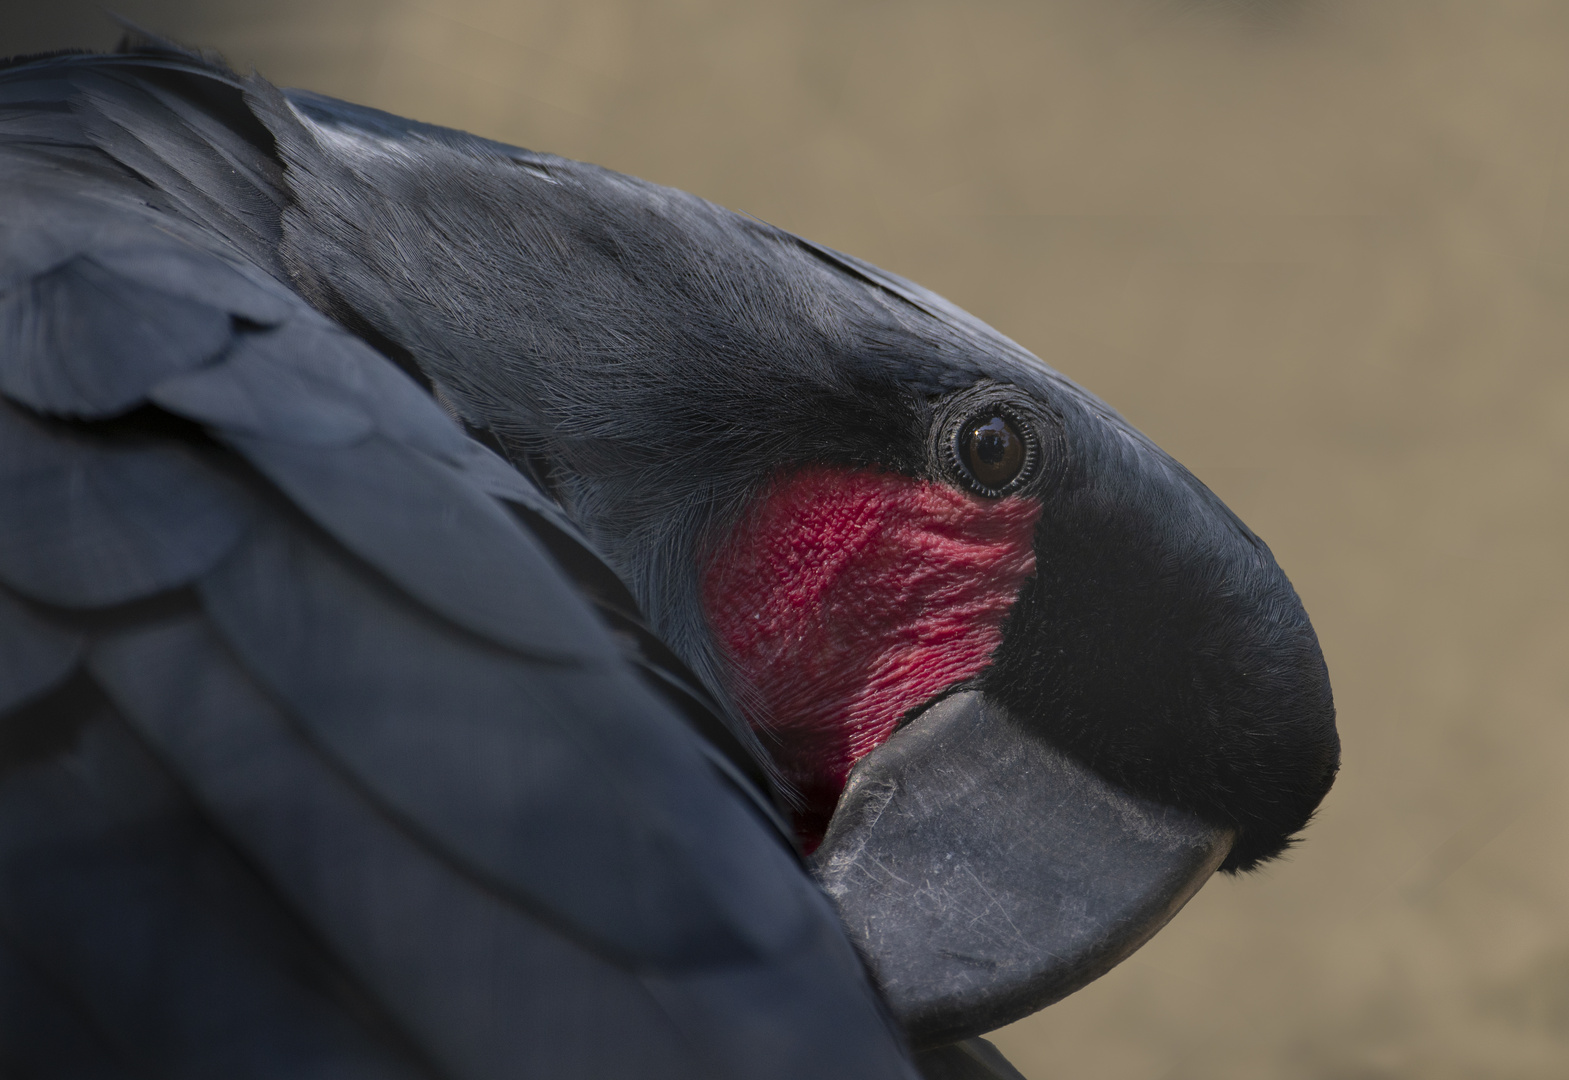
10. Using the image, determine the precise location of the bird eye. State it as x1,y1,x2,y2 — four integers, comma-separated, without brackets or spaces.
953,411,1029,496
962,415,1026,491
932,385,1049,498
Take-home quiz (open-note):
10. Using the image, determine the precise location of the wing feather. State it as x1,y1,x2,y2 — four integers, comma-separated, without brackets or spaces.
0,402,252,608
0,675,429,1080
0,588,81,715
92,615,707,1080
0,48,918,1080
0,930,136,1080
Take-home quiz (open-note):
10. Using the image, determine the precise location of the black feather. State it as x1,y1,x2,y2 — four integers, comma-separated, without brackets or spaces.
0,45,919,1079
0,588,82,715
0,255,233,417
196,509,799,965
92,614,714,1080
0,402,251,608
0,930,134,1079
227,434,604,660
0,678,427,1080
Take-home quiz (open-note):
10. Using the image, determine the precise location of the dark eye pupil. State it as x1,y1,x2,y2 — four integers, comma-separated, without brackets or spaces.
962,415,1026,490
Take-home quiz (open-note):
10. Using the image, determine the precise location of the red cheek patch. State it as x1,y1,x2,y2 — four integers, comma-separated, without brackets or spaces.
702,465,1041,849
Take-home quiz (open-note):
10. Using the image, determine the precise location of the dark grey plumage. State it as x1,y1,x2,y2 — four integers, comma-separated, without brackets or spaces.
0,30,1337,1080
0,42,921,1080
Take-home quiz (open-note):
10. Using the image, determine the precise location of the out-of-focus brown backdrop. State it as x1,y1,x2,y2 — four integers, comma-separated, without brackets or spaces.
6,1,1566,1076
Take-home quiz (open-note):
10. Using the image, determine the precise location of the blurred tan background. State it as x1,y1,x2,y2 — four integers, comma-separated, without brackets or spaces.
5,1,1567,1076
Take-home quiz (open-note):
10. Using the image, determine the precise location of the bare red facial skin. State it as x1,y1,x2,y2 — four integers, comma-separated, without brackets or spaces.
702,465,1042,850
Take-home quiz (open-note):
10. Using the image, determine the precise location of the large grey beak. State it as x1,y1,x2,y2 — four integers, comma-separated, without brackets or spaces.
811,691,1232,1047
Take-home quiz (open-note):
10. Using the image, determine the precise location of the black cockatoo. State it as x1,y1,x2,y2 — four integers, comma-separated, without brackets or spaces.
0,36,1338,1080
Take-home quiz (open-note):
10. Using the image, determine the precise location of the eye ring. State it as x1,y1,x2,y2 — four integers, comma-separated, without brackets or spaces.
934,389,1044,498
